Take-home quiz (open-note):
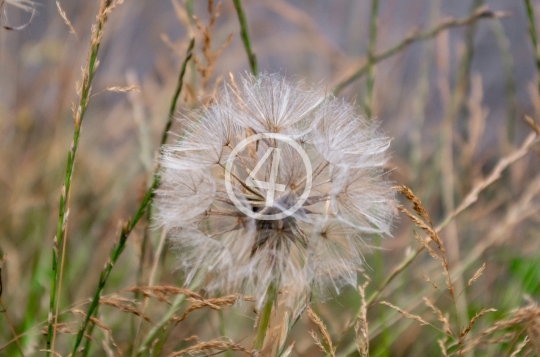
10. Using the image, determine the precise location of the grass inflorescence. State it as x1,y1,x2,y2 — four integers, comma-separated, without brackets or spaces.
0,1,539,356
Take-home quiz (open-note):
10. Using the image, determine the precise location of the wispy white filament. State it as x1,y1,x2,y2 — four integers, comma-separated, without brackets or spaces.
155,73,396,308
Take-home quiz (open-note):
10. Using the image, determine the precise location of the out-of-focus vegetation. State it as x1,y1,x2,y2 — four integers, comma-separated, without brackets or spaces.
0,0,539,356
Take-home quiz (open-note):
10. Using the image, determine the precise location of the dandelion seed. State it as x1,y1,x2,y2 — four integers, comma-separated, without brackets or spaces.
155,73,396,308
3,0,35,11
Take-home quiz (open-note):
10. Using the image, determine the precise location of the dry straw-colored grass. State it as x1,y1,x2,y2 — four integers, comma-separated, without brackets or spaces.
1,0,540,356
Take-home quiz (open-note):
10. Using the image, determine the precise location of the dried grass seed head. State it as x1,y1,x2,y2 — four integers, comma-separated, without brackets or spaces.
155,73,396,307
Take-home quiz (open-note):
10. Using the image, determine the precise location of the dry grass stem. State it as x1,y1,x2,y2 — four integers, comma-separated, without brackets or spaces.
510,336,530,357
423,298,453,337
167,338,251,356
438,339,449,357
394,185,433,226
307,307,335,357
173,294,255,323
106,85,140,93
421,271,440,291
460,308,497,339
123,286,203,302
99,297,151,322
55,1,77,39
4,1,540,356
380,301,430,326
524,114,540,135
467,263,486,287
355,282,370,357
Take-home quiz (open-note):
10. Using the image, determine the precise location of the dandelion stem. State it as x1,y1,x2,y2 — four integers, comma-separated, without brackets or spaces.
333,7,506,95
253,282,277,351
69,36,195,356
232,0,257,75
46,1,115,356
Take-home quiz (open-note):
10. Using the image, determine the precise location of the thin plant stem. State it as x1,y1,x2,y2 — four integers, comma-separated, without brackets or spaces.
130,228,167,357
132,37,196,353
137,279,201,355
441,1,484,339
0,298,25,357
410,0,440,180
490,20,516,147
372,235,389,357
70,37,195,356
364,0,379,118
524,0,540,94
219,310,232,357
333,7,506,95
130,36,193,355
46,1,115,355
455,0,484,141
365,134,538,308
253,282,277,351
160,38,195,147
81,307,99,357
232,0,257,75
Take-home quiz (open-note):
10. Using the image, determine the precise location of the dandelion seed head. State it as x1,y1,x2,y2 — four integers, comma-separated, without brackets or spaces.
155,73,396,308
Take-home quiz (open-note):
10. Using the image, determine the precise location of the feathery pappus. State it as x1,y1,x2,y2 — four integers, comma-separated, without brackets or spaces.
154,73,396,308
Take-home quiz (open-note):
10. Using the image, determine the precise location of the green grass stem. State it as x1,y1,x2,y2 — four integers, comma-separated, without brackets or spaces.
69,37,194,356
232,0,257,75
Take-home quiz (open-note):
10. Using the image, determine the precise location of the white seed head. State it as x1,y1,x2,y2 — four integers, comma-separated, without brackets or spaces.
155,73,396,308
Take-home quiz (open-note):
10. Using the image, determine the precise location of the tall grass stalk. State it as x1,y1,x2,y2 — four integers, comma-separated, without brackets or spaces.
364,0,379,118
524,0,540,93
70,37,194,356
253,282,277,351
333,8,505,95
0,298,24,356
136,279,201,355
365,133,538,309
46,1,116,355
232,0,257,75
490,20,517,146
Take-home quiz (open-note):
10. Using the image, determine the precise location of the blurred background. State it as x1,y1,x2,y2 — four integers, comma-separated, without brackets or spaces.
1,0,539,356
